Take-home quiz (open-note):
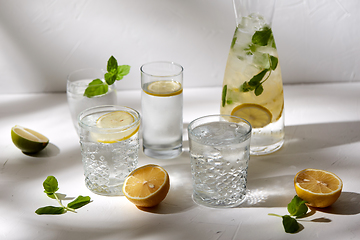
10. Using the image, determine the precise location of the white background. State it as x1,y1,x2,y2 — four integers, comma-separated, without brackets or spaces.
0,0,359,93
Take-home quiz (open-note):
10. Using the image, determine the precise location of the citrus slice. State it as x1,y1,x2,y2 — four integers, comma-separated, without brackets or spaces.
92,111,139,143
11,125,49,153
123,164,170,208
294,168,343,208
231,103,272,128
144,80,182,97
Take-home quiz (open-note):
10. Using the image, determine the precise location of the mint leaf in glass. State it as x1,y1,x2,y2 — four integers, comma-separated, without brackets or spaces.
117,65,131,80
107,55,118,73
221,85,227,107
83,79,109,98
252,26,272,46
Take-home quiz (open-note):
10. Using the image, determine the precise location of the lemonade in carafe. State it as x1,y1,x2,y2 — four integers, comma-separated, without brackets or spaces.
221,0,284,155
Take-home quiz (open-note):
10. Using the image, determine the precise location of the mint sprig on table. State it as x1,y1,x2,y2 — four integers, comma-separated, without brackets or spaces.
35,176,91,215
83,56,130,98
238,26,278,96
268,195,308,233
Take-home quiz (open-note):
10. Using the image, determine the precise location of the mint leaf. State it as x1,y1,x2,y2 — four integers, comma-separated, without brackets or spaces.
104,72,117,85
221,85,227,107
231,27,238,49
107,55,118,73
249,69,268,87
282,215,299,233
83,79,108,98
270,56,278,70
116,65,131,80
36,176,91,216
254,84,263,96
252,26,272,46
67,196,91,209
35,206,65,215
43,176,59,196
288,195,308,217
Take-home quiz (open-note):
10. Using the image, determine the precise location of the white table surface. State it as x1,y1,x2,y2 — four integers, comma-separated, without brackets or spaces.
1,83,360,240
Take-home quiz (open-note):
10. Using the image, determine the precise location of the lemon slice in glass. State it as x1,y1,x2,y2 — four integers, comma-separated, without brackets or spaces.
231,103,272,128
144,80,182,97
11,125,49,153
92,111,139,143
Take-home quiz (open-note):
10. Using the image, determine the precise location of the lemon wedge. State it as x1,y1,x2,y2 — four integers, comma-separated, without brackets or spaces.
92,111,139,143
231,103,272,128
123,164,170,208
11,125,49,153
143,80,182,97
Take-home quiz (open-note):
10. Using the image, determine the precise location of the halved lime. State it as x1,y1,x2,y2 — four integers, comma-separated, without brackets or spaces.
231,103,272,128
92,111,139,143
143,80,182,97
11,125,49,153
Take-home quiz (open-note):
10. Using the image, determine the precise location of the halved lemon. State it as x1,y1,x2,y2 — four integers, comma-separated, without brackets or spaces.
11,125,49,153
92,111,139,143
144,80,182,97
123,164,170,208
294,169,343,208
231,103,272,128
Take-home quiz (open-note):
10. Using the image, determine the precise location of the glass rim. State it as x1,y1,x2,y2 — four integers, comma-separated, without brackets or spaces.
188,114,252,139
78,105,140,133
67,68,106,82
140,61,183,78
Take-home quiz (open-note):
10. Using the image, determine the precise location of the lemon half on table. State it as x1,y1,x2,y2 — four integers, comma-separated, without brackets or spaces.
294,168,343,208
11,125,49,153
92,111,140,143
231,103,272,128
123,164,170,208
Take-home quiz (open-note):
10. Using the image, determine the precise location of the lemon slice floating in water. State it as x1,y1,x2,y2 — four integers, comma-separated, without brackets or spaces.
92,111,139,143
144,80,182,97
231,103,272,128
123,164,170,208
11,125,49,153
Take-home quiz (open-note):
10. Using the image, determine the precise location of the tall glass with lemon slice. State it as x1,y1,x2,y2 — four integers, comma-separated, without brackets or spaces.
221,0,284,155
78,105,140,196
141,61,183,159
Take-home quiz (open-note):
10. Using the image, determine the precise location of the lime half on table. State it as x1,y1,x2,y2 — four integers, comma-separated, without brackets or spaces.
11,125,49,153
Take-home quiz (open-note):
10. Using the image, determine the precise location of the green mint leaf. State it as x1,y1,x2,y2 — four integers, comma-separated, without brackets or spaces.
84,79,108,98
231,27,238,49
249,69,268,87
270,56,278,70
67,195,91,209
107,55,118,73
221,85,227,107
288,195,308,217
43,176,59,195
35,206,65,215
282,215,300,233
116,65,131,80
104,72,117,85
255,85,263,96
252,26,272,46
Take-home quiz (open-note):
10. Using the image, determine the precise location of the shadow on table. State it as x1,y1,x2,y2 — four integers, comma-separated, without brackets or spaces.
23,143,60,158
314,191,360,215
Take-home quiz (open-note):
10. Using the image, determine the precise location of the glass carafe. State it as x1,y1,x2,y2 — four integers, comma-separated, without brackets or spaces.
221,0,284,155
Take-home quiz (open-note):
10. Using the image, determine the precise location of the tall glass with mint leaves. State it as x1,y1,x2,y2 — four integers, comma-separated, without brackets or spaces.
221,0,284,155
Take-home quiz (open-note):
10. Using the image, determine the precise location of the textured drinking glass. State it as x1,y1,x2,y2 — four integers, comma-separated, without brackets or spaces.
141,61,183,159
67,68,117,134
188,114,252,208
78,105,140,196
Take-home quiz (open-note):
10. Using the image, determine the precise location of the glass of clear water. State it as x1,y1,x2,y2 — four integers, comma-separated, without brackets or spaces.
140,61,183,159
188,114,252,208
67,68,117,134
78,105,140,196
